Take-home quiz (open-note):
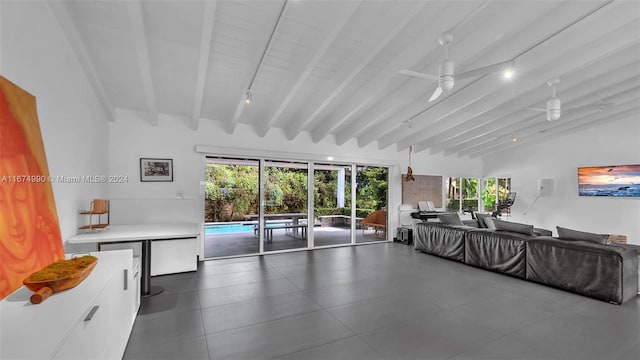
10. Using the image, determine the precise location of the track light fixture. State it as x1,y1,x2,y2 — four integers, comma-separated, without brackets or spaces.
243,1,288,108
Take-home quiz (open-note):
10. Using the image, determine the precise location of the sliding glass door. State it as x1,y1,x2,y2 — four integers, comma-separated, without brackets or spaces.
314,164,352,247
263,161,308,252
203,157,390,258
204,158,260,258
356,166,388,243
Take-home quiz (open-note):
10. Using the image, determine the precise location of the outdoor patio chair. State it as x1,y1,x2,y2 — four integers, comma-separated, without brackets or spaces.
361,210,387,238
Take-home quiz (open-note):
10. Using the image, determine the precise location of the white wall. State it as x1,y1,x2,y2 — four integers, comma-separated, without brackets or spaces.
1,1,110,251
483,115,640,244
108,110,482,255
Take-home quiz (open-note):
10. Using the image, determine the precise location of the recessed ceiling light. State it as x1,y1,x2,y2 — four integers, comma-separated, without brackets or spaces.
503,67,514,79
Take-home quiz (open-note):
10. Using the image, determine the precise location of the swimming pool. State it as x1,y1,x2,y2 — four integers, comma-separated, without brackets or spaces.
205,221,298,234
205,223,253,234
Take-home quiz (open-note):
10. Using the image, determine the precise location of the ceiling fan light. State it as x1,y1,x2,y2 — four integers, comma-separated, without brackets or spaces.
438,59,455,92
547,110,560,121
439,76,454,92
546,97,561,121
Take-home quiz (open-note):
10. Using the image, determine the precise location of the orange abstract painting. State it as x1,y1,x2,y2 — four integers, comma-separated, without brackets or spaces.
0,76,64,300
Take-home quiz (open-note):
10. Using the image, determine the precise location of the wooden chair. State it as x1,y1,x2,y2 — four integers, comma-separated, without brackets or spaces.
79,199,109,230
361,210,387,238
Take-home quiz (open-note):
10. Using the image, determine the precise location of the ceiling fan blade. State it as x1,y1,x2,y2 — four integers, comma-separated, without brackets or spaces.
429,86,443,101
398,69,439,80
525,107,546,112
456,60,513,80
565,102,614,114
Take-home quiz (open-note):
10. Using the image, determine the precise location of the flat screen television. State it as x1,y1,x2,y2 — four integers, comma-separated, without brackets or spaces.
578,164,640,197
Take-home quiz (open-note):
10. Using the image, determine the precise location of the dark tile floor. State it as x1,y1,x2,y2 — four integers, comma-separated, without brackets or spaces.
124,243,640,360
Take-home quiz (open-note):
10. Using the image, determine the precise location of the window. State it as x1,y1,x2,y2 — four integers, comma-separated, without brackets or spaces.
482,177,512,213
446,177,479,213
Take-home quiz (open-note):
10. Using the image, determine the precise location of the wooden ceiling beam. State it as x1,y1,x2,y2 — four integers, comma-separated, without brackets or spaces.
333,1,505,146
452,80,640,157
357,1,633,152
126,0,158,126
431,62,640,156
48,2,115,122
404,17,640,154
411,23,640,154
190,1,217,131
284,1,427,141
469,99,640,159
226,0,289,135
256,1,361,138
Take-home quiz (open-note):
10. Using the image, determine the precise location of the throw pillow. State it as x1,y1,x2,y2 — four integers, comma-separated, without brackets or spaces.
475,213,493,228
556,226,608,244
438,213,464,226
493,219,534,236
483,217,497,230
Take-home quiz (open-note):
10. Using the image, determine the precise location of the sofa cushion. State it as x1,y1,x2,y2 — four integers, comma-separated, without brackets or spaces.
493,219,534,236
557,226,608,244
414,222,469,261
483,217,497,230
438,213,464,226
475,213,494,228
465,229,529,278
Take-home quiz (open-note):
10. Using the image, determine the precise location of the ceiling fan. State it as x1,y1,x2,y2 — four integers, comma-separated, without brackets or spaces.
399,31,515,102
527,78,614,121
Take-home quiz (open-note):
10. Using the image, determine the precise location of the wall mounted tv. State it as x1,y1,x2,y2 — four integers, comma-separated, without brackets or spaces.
578,164,640,197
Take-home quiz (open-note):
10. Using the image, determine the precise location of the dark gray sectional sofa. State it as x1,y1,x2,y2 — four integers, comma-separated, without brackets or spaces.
415,220,639,305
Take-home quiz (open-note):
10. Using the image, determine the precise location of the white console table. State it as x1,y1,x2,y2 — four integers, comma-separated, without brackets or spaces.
0,250,136,359
68,223,199,296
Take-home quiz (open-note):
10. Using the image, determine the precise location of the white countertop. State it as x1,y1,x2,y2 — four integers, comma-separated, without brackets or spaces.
68,223,200,244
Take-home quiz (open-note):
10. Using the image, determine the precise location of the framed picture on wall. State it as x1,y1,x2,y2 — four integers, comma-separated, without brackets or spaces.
140,158,173,182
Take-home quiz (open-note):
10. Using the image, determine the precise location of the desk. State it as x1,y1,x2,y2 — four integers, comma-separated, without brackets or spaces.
68,223,199,297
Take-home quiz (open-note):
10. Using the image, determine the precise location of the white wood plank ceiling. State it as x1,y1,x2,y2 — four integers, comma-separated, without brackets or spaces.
51,0,640,158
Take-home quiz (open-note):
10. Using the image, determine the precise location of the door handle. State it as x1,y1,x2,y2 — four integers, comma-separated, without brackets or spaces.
124,269,128,290
84,305,100,321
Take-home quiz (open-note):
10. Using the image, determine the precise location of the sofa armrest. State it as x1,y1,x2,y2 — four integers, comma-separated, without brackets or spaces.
526,237,638,304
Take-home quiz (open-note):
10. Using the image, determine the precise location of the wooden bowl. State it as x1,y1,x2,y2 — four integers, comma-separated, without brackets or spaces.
23,257,98,293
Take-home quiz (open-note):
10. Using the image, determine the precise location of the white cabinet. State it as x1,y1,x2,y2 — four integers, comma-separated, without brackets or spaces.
150,237,198,275
0,250,136,359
